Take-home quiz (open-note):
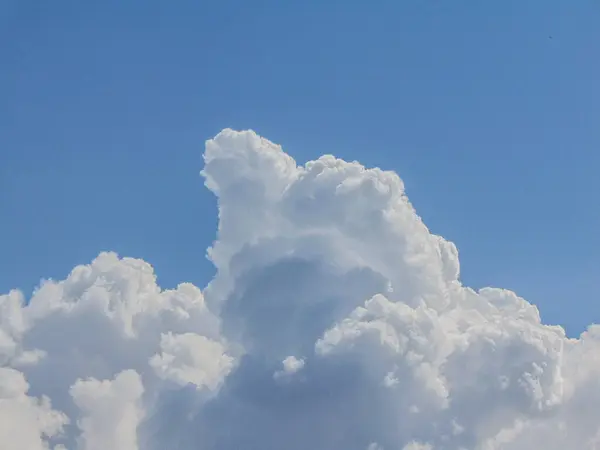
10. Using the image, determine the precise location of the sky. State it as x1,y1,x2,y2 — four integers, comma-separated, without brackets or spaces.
1,1,599,335
0,3,600,446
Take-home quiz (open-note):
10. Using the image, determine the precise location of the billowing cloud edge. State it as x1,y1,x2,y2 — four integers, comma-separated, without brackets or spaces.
1,128,599,450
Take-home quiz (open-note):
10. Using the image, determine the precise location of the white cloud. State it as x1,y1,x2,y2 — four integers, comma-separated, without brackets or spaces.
274,355,305,380
0,367,68,450
403,443,432,450
0,252,231,449
1,128,599,449
150,332,234,390
281,356,305,374
70,370,144,450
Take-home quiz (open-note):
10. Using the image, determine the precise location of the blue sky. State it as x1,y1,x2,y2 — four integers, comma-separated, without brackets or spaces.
1,0,598,336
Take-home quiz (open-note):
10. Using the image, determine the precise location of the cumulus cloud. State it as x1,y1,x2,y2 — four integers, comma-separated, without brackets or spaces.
0,367,67,450
149,332,234,389
70,370,144,450
274,356,305,381
1,128,599,449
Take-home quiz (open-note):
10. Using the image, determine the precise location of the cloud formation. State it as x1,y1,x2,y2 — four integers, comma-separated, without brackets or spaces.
1,129,599,449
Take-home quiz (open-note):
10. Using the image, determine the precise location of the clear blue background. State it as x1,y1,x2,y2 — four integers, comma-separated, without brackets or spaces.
1,0,598,336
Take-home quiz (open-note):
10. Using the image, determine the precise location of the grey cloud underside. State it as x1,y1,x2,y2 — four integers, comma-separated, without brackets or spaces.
1,129,600,450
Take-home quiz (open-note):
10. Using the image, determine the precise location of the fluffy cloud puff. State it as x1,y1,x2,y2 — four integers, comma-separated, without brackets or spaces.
1,129,599,449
